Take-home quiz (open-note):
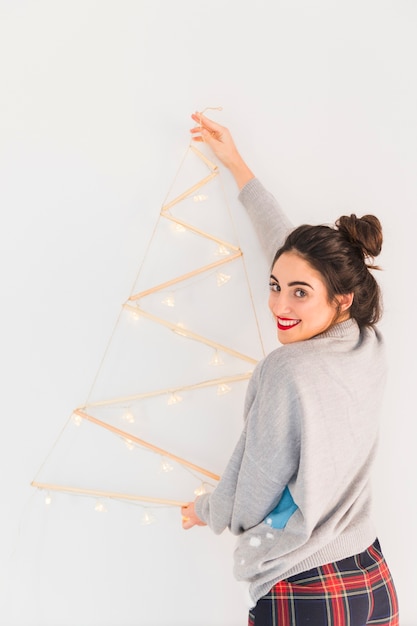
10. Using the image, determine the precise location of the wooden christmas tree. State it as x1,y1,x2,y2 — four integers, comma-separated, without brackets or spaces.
32,132,265,520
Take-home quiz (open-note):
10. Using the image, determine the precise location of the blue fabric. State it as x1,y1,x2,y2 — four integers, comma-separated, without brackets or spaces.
264,486,298,530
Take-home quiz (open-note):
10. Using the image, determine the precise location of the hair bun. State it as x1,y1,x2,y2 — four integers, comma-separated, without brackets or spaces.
336,214,383,260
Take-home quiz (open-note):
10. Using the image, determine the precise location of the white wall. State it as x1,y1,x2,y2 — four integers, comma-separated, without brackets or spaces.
1,1,416,625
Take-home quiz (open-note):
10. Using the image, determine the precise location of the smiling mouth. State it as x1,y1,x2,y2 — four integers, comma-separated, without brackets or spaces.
277,317,301,331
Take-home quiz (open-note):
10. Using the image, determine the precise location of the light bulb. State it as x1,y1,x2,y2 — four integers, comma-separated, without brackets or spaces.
172,222,186,233
124,438,135,451
160,458,174,473
194,482,213,496
215,244,231,256
193,194,208,202
72,413,82,427
216,272,231,287
140,510,156,525
95,500,107,513
122,409,135,424
45,493,52,505
162,294,175,307
217,383,231,396
167,392,182,406
210,350,224,366
173,323,187,337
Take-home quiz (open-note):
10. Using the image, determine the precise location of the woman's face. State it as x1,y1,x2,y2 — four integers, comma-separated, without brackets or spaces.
269,251,349,344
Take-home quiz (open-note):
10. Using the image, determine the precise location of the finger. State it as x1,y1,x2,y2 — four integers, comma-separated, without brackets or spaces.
182,516,193,530
190,125,206,142
192,112,223,133
200,127,221,145
191,125,216,137
190,126,217,145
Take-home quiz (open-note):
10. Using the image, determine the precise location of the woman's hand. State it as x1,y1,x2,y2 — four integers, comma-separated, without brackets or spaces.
190,112,255,189
181,500,207,530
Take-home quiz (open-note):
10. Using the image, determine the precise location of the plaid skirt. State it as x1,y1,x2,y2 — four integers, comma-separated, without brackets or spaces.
248,539,398,626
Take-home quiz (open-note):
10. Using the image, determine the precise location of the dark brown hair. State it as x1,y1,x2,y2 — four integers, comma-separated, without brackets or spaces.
272,214,383,328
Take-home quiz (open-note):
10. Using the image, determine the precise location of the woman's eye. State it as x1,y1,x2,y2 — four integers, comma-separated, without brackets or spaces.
269,282,280,292
295,288,307,297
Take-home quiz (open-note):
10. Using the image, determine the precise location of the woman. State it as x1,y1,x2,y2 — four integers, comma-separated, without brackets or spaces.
181,113,399,626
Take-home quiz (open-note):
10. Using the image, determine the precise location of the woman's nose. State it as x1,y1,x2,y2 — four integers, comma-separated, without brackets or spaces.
270,294,291,315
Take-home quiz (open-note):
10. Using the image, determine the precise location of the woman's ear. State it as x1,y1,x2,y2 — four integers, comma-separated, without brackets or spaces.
336,292,354,312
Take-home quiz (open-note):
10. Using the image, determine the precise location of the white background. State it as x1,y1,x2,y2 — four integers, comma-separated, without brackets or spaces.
1,1,416,625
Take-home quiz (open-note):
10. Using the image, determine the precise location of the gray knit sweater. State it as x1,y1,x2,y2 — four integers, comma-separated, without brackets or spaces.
194,178,386,605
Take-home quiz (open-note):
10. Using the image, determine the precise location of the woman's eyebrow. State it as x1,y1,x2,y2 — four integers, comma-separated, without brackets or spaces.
288,281,314,289
270,274,314,289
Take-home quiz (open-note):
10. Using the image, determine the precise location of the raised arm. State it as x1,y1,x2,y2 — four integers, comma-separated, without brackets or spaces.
191,112,293,265
190,112,255,189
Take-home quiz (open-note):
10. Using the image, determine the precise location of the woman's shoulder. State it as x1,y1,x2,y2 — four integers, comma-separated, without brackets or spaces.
257,320,384,378
255,340,315,381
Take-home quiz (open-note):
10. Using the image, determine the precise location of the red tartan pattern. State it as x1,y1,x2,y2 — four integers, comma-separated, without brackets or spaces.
248,539,399,626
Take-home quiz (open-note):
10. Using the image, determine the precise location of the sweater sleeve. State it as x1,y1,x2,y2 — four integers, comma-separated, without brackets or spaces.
238,178,294,266
193,366,261,534
194,355,300,535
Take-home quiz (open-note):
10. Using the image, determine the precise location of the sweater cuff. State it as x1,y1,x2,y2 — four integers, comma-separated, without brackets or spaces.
238,177,265,204
194,493,210,525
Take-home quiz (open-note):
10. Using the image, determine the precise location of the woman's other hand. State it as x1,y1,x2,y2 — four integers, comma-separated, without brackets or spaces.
181,501,207,530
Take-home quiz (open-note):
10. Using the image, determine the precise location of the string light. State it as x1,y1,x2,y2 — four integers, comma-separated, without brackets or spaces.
45,492,52,505
193,194,208,202
167,392,182,406
172,222,186,233
72,413,82,427
194,482,214,496
210,350,224,366
217,383,232,396
173,322,187,337
140,509,156,525
215,244,231,256
124,438,135,451
216,272,231,287
130,308,141,321
122,409,135,424
94,500,107,513
162,293,176,307
160,458,174,473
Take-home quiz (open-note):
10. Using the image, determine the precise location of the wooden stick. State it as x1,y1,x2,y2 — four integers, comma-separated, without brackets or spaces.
83,372,252,408
31,481,188,507
161,172,218,212
189,144,218,171
129,251,242,301
160,213,241,251
73,409,220,481
123,305,258,365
